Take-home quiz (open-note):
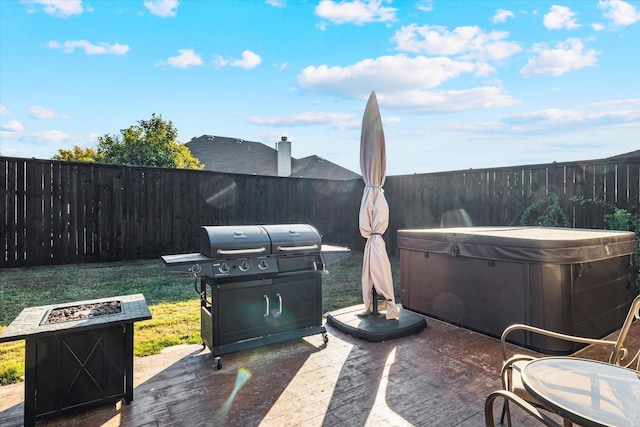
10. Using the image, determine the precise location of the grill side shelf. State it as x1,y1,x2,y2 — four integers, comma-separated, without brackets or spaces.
161,254,215,277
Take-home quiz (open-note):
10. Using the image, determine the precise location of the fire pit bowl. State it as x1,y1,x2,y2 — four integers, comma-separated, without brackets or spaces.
0,294,151,427
43,300,123,324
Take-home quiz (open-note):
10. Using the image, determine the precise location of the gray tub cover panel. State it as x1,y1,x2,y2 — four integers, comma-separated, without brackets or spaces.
397,227,636,264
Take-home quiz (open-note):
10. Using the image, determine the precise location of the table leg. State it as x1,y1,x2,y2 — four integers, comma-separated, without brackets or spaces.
124,323,134,404
24,339,36,427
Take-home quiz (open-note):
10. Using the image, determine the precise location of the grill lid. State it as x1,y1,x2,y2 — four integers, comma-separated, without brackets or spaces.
262,224,322,255
200,225,270,258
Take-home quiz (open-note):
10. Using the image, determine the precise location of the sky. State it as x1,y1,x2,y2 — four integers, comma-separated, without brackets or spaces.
0,0,639,176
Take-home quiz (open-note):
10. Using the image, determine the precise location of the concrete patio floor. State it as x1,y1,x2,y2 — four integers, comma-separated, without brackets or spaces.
1,308,637,427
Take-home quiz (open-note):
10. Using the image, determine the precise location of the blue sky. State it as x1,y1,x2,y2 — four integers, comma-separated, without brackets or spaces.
1,0,638,175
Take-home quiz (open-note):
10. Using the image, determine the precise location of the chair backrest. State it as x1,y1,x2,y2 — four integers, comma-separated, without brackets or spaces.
609,295,640,371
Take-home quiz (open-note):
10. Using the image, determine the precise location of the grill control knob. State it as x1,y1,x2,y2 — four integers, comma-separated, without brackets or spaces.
239,261,249,272
258,259,268,270
219,263,230,274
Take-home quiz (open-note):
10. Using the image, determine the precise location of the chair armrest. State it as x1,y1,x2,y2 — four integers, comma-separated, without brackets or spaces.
485,390,562,427
500,323,617,360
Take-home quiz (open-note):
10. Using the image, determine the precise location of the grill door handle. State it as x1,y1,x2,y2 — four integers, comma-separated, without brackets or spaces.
263,295,269,317
276,293,282,316
217,247,266,255
277,244,318,252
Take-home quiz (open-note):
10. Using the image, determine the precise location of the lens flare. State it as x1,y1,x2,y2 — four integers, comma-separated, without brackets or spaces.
212,368,253,425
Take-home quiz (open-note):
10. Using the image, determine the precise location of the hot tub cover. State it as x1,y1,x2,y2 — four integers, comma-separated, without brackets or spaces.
397,226,636,264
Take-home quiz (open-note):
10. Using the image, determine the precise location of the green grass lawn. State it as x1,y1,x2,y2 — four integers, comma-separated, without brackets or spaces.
0,253,400,386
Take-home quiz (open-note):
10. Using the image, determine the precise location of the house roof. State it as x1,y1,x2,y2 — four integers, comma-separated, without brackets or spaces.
186,135,360,180
607,150,640,160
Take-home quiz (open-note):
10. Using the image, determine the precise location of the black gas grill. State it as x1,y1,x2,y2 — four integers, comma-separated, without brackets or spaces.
162,224,349,369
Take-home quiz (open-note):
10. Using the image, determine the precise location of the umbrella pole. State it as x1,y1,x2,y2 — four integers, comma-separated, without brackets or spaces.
372,287,379,316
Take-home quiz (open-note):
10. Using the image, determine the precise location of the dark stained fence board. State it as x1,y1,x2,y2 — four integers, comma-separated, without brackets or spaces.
3,160,17,265
58,163,71,264
630,162,640,210
42,162,54,264
617,163,630,211
81,165,94,262
68,165,79,262
51,163,62,264
26,162,44,265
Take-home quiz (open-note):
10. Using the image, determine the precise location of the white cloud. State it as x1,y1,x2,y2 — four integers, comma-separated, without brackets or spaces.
213,56,229,68
543,5,580,29
392,24,522,61
598,0,640,26
298,55,481,98
520,38,598,76
592,22,605,31
166,49,203,68
249,111,357,128
265,0,286,7
380,86,519,113
215,51,262,69
47,40,130,55
441,100,640,139
315,0,397,25
144,0,179,17
3,129,70,142
297,54,517,112
0,105,9,115
417,1,433,13
231,50,262,69
2,128,93,144
492,9,514,24
36,130,70,141
21,0,83,18
1,120,24,132
499,107,640,133
28,105,68,119
587,98,640,108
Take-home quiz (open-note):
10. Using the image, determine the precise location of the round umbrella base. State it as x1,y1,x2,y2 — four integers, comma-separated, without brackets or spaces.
326,304,426,342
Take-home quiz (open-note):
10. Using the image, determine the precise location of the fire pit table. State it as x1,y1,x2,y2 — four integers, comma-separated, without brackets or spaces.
0,294,151,427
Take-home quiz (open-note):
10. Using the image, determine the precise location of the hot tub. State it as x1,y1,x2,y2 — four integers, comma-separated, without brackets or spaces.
398,227,638,354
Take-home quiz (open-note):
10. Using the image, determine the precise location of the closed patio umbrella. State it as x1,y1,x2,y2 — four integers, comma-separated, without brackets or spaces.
359,91,398,320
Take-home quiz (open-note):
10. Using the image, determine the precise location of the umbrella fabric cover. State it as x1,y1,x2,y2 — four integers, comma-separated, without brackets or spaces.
359,91,399,320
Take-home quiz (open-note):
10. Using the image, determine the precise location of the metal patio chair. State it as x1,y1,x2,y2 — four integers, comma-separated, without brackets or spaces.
498,294,640,426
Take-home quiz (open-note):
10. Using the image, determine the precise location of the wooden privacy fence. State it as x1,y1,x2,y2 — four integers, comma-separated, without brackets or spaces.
0,158,363,268
1,156,639,268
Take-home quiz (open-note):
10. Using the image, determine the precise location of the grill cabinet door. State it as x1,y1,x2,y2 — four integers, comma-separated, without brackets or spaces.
270,272,322,333
216,279,272,345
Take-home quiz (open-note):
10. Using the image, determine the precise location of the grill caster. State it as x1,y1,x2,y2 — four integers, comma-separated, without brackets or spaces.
214,356,222,370
322,332,328,344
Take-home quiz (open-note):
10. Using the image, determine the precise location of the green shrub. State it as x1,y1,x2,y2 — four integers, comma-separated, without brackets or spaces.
572,196,640,290
517,192,570,227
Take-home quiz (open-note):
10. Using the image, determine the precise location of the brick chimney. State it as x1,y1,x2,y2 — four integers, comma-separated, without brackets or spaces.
276,136,291,177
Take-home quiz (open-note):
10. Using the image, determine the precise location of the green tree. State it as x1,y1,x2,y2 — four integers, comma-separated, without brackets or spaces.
53,146,101,162
97,114,203,170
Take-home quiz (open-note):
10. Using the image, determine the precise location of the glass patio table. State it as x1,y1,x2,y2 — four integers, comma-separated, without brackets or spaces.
521,357,640,427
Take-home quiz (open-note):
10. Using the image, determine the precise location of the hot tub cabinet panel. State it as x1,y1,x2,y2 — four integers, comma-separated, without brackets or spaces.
398,227,637,354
